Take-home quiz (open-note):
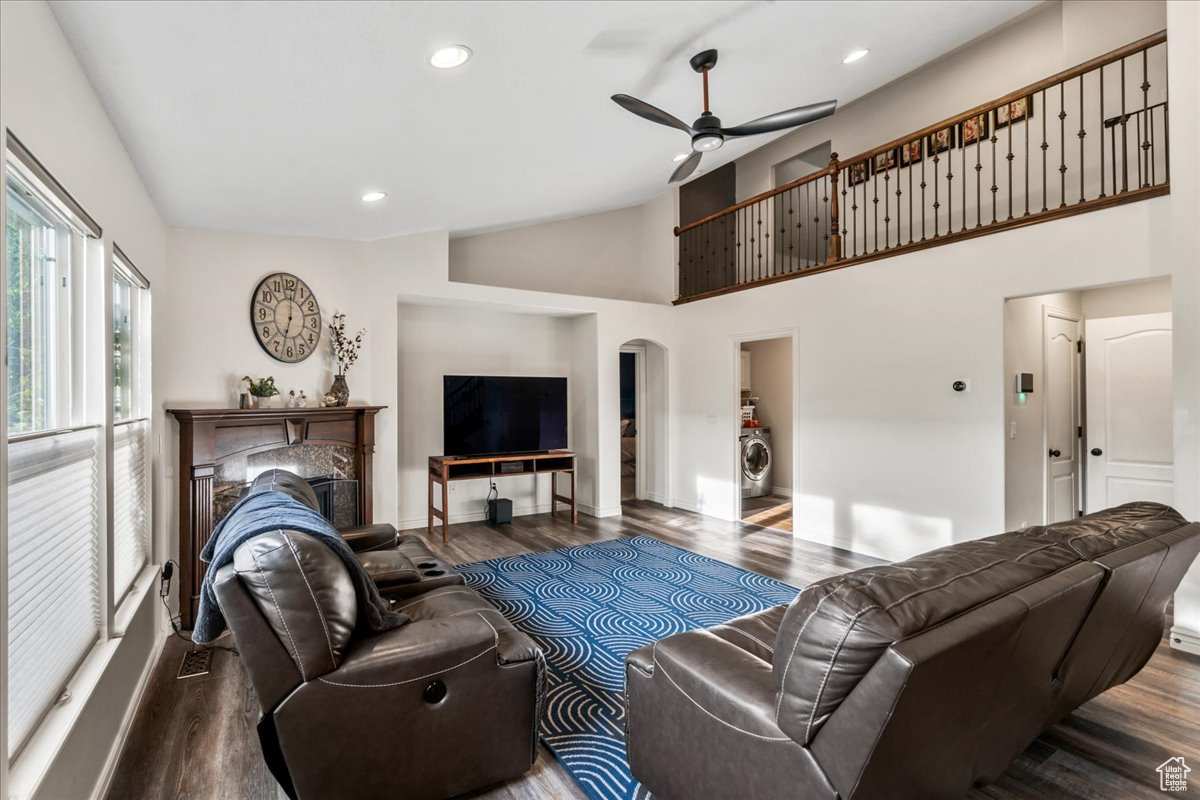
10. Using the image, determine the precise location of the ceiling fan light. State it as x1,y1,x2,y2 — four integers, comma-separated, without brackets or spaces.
692,134,723,152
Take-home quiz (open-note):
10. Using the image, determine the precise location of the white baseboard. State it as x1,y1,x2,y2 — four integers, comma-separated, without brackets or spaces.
643,492,674,508
1169,625,1200,656
90,631,165,800
581,503,622,518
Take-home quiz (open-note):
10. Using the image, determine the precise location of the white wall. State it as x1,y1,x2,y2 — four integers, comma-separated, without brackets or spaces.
396,304,577,528
1165,0,1200,655
1080,276,1172,318
742,338,794,492
1,1,169,797
449,191,676,305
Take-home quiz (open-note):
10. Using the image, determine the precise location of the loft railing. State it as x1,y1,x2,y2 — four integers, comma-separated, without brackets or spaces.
673,32,1169,304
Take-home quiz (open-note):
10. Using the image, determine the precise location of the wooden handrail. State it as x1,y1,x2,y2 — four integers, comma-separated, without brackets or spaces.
674,29,1166,238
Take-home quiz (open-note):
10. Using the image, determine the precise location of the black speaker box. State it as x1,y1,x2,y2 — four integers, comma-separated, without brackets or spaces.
487,497,513,525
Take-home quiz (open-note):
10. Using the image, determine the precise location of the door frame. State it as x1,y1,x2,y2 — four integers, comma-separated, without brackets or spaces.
619,344,647,502
730,327,799,528
1041,304,1083,523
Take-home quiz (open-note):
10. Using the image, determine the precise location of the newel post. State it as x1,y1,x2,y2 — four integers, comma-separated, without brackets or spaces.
827,152,842,264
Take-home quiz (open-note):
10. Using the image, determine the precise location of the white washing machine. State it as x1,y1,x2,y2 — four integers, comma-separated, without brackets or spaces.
740,429,773,498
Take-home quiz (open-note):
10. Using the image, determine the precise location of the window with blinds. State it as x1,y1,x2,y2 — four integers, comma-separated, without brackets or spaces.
112,419,150,604
6,426,102,759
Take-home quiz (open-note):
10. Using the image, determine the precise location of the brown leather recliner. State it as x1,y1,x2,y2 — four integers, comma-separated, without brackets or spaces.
214,529,545,800
247,468,464,597
625,502,1200,800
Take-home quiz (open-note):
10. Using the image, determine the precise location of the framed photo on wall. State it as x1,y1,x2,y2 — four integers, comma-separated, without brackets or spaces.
898,138,923,166
872,149,898,172
958,112,990,146
925,125,956,155
847,159,873,186
995,96,1034,129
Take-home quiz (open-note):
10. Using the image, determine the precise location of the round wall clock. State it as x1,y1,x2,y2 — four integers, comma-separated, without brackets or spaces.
250,272,322,363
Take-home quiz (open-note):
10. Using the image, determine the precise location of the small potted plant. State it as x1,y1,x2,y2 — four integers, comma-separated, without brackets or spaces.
327,313,365,407
243,375,280,408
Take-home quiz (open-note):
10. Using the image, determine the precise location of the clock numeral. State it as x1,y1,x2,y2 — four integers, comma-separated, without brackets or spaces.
261,326,271,339
257,307,268,321
298,344,306,356
307,333,315,344
306,300,315,312
272,340,281,353
308,317,319,330
260,289,274,304
286,346,294,359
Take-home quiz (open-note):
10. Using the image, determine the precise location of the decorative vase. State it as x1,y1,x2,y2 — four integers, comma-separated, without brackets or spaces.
329,374,350,407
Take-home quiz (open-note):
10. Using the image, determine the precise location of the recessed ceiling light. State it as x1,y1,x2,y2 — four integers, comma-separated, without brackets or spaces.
842,49,870,64
430,45,472,69
361,191,387,203
672,153,690,163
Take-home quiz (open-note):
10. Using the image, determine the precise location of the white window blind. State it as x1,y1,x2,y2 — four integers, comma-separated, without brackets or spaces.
112,419,151,604
6,426,102,759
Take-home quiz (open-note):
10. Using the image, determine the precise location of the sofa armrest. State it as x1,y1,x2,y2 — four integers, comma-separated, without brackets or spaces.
357,549,420,588
320,614,501,687
629,628,788,741
339,522,397,552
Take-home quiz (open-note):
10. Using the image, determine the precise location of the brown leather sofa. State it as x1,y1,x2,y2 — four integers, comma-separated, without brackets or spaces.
214,528,546,800
625,502,1200,800
248,469,464,597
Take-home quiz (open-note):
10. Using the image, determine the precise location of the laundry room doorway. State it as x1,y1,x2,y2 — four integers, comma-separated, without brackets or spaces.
735,332,796,533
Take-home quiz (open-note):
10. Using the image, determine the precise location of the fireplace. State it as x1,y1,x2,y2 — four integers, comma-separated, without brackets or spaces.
168,404,385,628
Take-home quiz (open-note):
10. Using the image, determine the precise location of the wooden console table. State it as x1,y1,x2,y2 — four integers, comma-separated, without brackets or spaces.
167,404,385,628
428,451,577,541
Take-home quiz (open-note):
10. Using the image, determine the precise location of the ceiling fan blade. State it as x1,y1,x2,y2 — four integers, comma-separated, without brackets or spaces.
720,100,837,137
612,94,693,133
669,151,702,183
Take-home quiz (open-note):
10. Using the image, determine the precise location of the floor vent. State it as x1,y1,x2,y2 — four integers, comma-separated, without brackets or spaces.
178,649,214,680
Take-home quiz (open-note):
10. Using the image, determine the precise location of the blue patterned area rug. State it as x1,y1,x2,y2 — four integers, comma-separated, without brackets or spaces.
457,535,800,800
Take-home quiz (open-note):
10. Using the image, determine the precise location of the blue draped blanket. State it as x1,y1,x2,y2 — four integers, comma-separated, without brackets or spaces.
193,490,408,644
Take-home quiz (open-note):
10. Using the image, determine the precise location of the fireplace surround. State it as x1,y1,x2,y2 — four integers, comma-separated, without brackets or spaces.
167,404,385,627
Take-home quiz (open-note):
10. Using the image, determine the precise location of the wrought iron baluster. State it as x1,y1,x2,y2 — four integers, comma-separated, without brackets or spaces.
1024,99,1031,216
883,163,892,250
961,136,967,232
976,129,983,228
1099,66,1106,198
933,142,940,238
1141,49,1151,188
1041,91,1048,212
872,164,880,252
1121,57,1128,192
1135,113,1143,190
920,150,927,241
1058,83,1067,208
946,143,953,237
990,126,998,224
1078,75,1086,202
1007,104,1014,220
841,173,850,259
822,176,830,262
908,146,914,244
852,172,859,255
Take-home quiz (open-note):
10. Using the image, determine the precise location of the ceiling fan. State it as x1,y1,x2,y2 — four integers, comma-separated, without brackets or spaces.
612,49,837,183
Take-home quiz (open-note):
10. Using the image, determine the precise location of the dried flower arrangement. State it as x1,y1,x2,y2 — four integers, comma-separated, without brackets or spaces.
329,313,366,376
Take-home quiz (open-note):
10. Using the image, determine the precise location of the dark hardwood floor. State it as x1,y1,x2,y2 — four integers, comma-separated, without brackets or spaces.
106,502,1200,800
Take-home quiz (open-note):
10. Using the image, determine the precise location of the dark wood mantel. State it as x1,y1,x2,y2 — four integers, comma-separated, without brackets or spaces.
167,404,385,628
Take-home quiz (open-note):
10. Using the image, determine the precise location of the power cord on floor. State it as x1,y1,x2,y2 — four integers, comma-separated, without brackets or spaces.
486,480,498,516
160,560,239,656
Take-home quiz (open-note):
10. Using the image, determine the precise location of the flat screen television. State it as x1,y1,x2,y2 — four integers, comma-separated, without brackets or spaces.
443,375,568,457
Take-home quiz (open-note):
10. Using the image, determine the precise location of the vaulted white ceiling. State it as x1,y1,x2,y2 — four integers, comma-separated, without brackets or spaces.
49,0,1040,240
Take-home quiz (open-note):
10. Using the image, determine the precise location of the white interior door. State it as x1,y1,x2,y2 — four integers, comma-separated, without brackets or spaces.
1084,313,1173,512
1044,307,1082,523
